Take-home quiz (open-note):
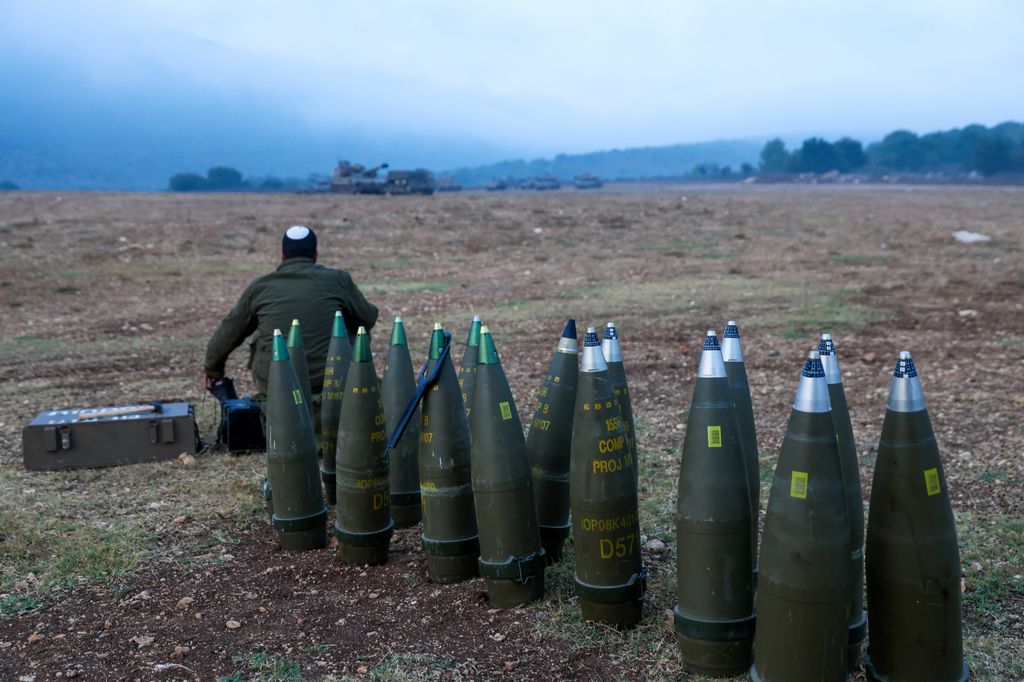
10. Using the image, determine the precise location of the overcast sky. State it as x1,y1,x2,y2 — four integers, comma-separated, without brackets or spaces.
2,0,1022,158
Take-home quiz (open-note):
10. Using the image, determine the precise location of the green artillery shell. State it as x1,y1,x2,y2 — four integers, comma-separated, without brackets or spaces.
525,319,578,564
570,327,644,628
287,319,314,422
603,322,639,484
459,315,482,418
334,326,393,565
722,320,760,572
674,331,754,676
320,311,353,505
819,333,867,670
752,351,851,682
864,352,967,682
266,329,328,551
470,326,545,607
382,316,421,528
420,323,479,583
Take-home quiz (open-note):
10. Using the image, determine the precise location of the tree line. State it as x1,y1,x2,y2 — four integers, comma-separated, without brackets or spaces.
169,166,306,192
760,121,1024,177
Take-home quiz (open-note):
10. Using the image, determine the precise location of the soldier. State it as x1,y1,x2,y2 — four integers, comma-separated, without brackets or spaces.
203,225,379,415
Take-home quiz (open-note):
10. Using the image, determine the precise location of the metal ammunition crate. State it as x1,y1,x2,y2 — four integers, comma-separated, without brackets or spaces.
22,403,198,471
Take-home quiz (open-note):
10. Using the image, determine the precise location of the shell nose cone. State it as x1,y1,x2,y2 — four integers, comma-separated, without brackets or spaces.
793,350,831,413
721,320,744,362
698,331,727,378
557,319,579,354
817,333,842,385
601,322,622,362
582,327,607,372
887,350,925,412
894,350,918,378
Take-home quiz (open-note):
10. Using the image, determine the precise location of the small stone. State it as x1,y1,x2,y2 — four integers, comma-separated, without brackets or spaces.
644,538,666,553
225,620,241,630
103,621,113,630
368,592,380,599
957,309,978,318
193,612,203,620
27,633,44,644
492,633,506,642
504,661,517,672
131,635,154,648
862,352,878,364
176,597,193,610
172,515,187,524
356,665,369,675
170,645,189,661
178,452,197,467
258,607,268,614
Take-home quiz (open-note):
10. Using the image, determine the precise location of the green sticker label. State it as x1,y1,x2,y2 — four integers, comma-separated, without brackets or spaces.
791,470,809,499
499,401,512,420
707,425,722,448
292,389,303,405
924,467,941,496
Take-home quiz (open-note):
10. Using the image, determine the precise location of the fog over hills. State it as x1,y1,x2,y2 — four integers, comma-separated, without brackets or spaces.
3,2,1022,190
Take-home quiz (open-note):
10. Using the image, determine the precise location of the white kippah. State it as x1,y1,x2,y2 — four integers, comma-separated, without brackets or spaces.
285,225,311,240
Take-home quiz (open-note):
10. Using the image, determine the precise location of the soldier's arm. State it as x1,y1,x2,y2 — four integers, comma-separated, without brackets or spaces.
204,283,259,379
340,272,379,332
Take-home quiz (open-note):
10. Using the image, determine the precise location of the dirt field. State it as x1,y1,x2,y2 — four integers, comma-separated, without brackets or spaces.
1,185,1022,681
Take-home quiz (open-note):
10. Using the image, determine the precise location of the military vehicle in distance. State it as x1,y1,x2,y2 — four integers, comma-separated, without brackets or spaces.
387,169,436,195
532,174,561,191
484,179,508,191
435,176,462,192
574,173,603,189
330,161,389,194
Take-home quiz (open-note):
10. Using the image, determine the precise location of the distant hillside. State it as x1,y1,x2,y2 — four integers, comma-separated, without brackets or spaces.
445,139,765,186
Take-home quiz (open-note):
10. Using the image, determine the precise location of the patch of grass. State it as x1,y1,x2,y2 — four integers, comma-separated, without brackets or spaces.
0,453,265,595
769,287,878,339
997,338,1024,347
232,649,303,681
0,509,152,592
959,513,1024,629
55,285,79,294
830,254,889,265
368,650,453,681
0,334,203,363
303,642,330,656
0,594,43,619
365,279,451,295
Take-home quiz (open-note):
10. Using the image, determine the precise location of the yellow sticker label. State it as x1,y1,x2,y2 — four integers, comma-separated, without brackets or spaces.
791,470,809,499
924,468,941,496
499,401,513,420
707,425,722,448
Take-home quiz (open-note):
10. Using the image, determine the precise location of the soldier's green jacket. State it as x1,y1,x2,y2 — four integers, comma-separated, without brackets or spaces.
204,257,378,393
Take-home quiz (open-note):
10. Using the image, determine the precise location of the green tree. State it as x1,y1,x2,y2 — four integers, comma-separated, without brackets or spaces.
759,138,789,172
972,135,1012,176
794,137,838,173
168,173,206,191
833,137,866,172
0,180,19,191
875,130,923,169
206,166,243,189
